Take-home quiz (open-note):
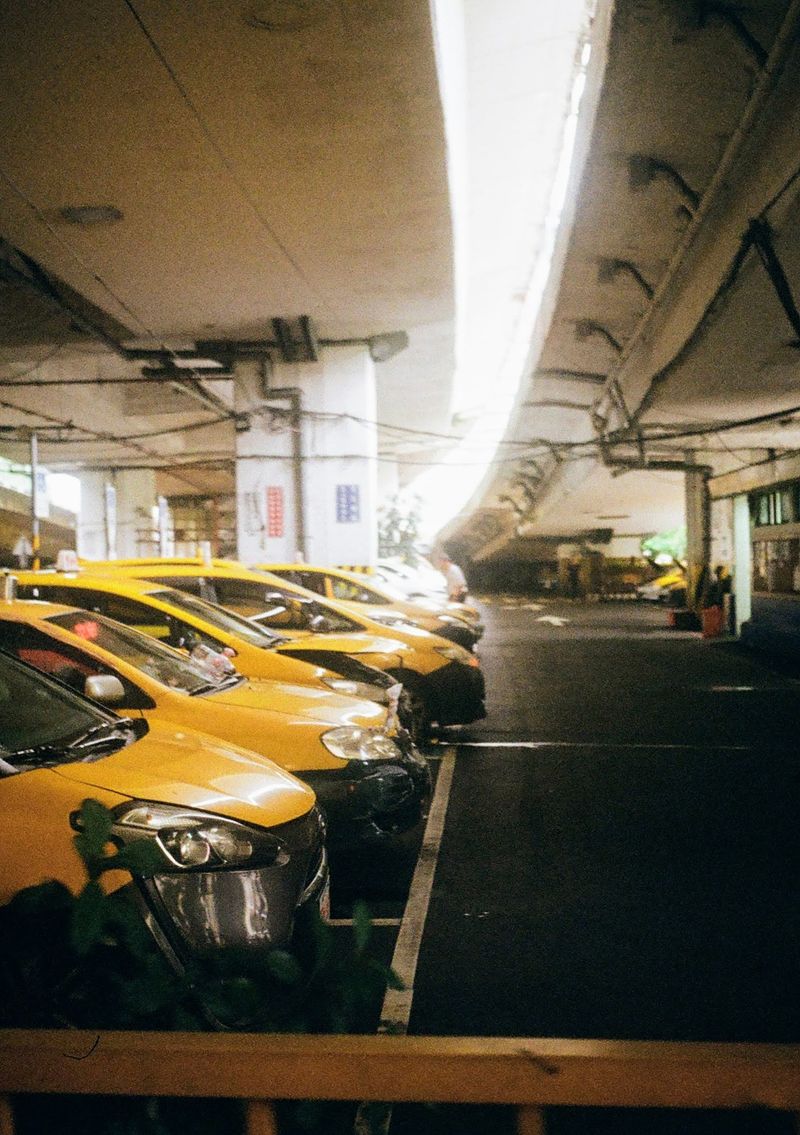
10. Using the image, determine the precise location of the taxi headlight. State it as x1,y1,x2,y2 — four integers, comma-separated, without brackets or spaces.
323,676,390,704
112,802,287,871
321,726,402,761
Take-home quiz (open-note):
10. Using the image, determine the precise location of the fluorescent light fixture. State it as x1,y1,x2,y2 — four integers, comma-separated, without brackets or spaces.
59,205,123,225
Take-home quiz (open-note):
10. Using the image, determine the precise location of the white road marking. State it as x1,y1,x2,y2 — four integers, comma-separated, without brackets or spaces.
327,917,402,928
456,740,755,751
354,746,456,1135
379,746,455,1030
535,615,569,626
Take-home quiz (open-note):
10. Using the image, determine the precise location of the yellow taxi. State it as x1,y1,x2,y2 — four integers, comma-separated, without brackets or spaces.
258,562,484,649
86,561,487,738
0,643,326,959
0,601,431,847
14,569,404,711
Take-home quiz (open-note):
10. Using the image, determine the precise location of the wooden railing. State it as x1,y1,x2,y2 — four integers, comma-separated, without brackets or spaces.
2,1031,800,1134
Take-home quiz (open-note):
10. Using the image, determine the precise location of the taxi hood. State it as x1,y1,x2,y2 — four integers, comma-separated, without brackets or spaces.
51,719,315,829
278,632,409,657
207,678,389,729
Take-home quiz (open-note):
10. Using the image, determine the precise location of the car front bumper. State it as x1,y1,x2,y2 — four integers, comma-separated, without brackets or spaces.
135,806,328,962
301,741,431,846
425,659,486,726
436,621,482,650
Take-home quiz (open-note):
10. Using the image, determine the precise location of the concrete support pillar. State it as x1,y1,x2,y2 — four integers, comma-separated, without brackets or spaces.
79,471,156,560
732,493,752,632
685,462,711,608
76,471,110,560
113,469,157,558
235,346,378,567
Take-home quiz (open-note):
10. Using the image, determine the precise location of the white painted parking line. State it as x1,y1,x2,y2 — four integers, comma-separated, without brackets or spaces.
379,745,455,1030
354,746,456,1135
457,740,755,751
327,917,402,928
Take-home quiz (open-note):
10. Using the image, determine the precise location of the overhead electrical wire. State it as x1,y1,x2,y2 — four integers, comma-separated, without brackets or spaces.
121,0,323,305
0,341,69,381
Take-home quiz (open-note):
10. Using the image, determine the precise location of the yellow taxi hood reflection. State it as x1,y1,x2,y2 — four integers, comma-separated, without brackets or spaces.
51,719,316,829
272,629,409,656
209,678,387,729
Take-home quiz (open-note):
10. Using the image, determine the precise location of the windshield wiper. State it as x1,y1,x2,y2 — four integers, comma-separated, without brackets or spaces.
64,719,139,754
0,720,139,773
189,673,246,696
1,742,66,771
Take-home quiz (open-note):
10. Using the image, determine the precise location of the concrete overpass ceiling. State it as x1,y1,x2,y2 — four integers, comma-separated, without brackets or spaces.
0,0,452,338
0,0,455,489
453,0,800,560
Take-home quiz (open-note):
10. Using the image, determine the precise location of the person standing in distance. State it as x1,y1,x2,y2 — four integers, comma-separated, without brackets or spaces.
436,552,468,603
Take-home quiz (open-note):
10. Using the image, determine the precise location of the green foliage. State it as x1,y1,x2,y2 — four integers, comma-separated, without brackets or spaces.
378,494,421,562
2,799,405,1132
641,525,686,565
1,799,400,1033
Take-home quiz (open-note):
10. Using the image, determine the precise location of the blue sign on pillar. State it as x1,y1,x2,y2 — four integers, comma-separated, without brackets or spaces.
336,484,360,523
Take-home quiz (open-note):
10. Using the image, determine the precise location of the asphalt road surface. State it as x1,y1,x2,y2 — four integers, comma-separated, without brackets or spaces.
390,597,800,1135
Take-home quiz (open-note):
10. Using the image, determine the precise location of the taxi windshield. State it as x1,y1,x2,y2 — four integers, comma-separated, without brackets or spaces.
252,591,362,634
151,589,282,647
0,649,128,770
47,611,226,694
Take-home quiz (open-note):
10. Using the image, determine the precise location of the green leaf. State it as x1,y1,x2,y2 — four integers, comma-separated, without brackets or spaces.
266,950,303,985
385,966,405,991
77,798,114,857
69,881,109,956
104,838,163,877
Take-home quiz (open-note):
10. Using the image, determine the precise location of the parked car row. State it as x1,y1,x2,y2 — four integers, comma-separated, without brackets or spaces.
1,555,485,978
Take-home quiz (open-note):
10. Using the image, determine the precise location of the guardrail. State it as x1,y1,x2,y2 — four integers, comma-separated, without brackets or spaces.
2,1031,800,1134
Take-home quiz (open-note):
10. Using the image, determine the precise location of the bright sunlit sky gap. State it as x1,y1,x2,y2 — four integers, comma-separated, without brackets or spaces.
410,2,594,544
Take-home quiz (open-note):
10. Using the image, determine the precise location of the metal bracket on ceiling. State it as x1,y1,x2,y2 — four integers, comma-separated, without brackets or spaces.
690,1,767,67
272,316,319,363
597,258,654,300
498,492,526,518
518,457,545,481
574,319,623,354
627,154,700,214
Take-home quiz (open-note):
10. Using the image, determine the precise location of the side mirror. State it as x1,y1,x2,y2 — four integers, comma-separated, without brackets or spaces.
84,674,126,705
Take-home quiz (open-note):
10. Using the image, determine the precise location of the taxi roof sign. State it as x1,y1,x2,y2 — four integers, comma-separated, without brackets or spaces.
56,549,80,573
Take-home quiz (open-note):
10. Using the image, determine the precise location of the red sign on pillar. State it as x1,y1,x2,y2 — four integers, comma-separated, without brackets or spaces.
266,486,284,538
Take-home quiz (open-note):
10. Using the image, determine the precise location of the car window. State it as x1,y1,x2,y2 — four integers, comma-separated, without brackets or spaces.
247,584,363,635
0,621,154,709
48,612,220,696
151,589,281,647
330,577,379,603
295,572,327,596
268,569,309,589
247,591,318,631
208,577,297,621
144,576,209,601
16,585,174,640
0,649,116,765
